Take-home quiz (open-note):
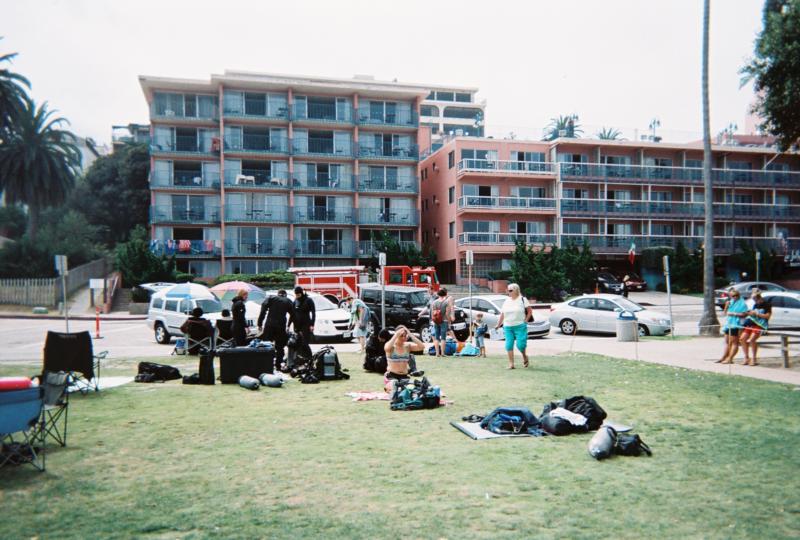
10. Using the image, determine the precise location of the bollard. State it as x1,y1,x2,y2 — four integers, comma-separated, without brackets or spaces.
94,306,104,339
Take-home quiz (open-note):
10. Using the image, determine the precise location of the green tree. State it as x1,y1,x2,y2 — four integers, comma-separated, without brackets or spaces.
729,242,779,281
543,115,582,141
70,143,150,246
0,40,30,135
0,204,26,239
556,239,596,293
596,127,622,140
114,225,176,287
0,97,80,240
363,231,435,269
742,0,800,150
510,241,567,301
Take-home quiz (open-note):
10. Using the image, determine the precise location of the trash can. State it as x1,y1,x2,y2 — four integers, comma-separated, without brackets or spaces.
616,310,638,342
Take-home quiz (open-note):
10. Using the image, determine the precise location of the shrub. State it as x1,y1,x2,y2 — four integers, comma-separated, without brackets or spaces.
175,272,195,283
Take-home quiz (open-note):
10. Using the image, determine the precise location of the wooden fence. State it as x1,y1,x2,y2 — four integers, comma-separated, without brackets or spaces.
0,258,109,307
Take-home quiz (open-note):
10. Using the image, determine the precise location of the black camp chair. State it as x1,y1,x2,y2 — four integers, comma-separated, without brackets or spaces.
0,387,46,472
43,331,108,394
215,319,235,349
40,371,70,447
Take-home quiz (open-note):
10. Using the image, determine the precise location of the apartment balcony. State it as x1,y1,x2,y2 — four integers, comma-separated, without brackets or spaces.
559,163,800,188
717,203,800,221
561,199,800,221
151,170,221,190
150,239,221,258
457,159,556,176
457,196,556,212
358,240,419,257
150,136,218,157
457,232,556,246
224,240,290,257
356,108,418,130
292,206,354,225
291,103,353,126
292,139,353,159
559,234,799,254
291,174,354,192
150,105,218,124
357,174,418,194
224,169,290,190
224,204,290,223
357,144,419,162
223,103,289,123
150,205,220,224
291,240,356,258
357,208,418,226
224,135,289,156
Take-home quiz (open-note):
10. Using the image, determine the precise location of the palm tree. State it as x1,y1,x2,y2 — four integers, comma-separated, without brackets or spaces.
0,97,81,240
597,127,622,140
699,0,719,336
543,115,582,141
0,39,31,135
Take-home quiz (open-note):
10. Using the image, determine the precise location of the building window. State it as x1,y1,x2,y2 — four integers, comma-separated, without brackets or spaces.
448,186,455,204
563,222,589,235
443,106,481,119
448,151,455,169
455,92,471,103
449,221,455,239
421,168,427,181
443,124,484,137
420,105,439,117
436,91,455,102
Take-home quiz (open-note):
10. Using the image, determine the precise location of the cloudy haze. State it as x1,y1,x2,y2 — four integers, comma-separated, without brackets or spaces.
3,0,764,145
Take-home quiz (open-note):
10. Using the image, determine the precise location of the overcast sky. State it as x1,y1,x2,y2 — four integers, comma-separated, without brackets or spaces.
3,0,765,145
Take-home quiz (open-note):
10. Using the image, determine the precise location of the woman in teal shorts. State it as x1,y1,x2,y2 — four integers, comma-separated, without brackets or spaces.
495,283,531,369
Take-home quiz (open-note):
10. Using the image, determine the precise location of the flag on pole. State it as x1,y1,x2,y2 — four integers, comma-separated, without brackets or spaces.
628,242,636,265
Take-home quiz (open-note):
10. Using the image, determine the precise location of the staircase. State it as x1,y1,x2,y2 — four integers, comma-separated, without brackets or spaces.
112,288,132,313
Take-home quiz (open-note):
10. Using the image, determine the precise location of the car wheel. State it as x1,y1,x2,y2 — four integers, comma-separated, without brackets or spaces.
559,319,577,335
638,324,650,337
154,323,170,344
419,325,433,343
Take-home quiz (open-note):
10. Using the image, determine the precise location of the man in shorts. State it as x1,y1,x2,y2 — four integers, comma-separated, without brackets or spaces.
431,288,454,357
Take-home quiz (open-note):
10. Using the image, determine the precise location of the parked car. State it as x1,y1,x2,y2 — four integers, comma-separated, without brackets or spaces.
217,289,352,341
147,283,223,344
761,292,800,330
596,272,624,294
453,295,551,338
714,281,787,308
619,273,647,292
549,294,672,337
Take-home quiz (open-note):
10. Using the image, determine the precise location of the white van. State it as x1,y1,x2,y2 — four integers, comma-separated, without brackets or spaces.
146,284,223,344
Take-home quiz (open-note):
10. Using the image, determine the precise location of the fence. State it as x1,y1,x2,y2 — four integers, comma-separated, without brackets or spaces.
0,258,109,307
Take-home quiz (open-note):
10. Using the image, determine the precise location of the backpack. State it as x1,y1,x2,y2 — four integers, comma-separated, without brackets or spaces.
614,433,652,456
312,346,350,381
137,362,182,382
479,407,544,435
431,299,445,324
390,376,441,411
541,395,607,431
444,338,457,356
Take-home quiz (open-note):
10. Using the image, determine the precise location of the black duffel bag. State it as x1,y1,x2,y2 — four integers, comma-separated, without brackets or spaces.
137,361,181,382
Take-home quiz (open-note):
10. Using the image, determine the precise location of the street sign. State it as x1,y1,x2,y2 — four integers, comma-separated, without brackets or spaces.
54,254,68,276
466,250,474,266
378,252,386,267
89,279,105,289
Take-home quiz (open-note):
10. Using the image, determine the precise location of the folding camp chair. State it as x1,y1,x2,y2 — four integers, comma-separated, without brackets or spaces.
215,319,235,349
43,331,108,394
40,371,70,447
185,332,214,355
0,387,46,472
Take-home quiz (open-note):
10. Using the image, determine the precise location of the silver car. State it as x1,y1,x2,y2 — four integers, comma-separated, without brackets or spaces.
454,294,551,338
549,294,672,337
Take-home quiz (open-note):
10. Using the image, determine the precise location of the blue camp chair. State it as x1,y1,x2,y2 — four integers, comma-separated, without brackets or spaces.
0,387,46,471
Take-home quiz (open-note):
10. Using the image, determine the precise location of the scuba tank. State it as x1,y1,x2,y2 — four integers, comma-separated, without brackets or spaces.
238,375,260,390
588,425,617,460
259,373,283,388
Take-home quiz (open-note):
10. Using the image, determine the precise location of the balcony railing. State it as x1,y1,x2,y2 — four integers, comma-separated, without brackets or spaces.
458,159,556,175
356,108,418,128
560,199,800,220
224,135,289,154
224,204,289,223
292,240,356,257
357,175,418,193
558,234,800,253
358,145,419,160
559,163,800,187
224,103,289,121
292,138,352,158
358,240,419,257
151,104,218,121
151,170,221,189
150,205,220,224
150,135,216,155
357,208,418,226
224,169,290,188
458,232,556,245
292,103,353,124
291,174,354,191
225,240,290,257
292,206,354,224
150,239,221,257
457,196,556,210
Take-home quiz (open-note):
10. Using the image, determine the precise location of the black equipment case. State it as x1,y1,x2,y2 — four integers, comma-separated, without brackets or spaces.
218,347,275,384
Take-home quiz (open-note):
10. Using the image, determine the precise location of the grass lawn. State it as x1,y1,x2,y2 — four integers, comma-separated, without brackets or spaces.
1,352,799,539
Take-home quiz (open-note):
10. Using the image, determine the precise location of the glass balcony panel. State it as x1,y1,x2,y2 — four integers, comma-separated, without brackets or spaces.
150,205,220,223
292,206,354,224
357,208,418,226
224,204,290,222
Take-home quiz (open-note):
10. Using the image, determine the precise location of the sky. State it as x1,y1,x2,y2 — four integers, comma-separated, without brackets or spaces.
3,0,766,146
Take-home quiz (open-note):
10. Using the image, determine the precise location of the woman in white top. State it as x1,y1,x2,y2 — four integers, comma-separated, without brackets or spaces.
494,283,531,369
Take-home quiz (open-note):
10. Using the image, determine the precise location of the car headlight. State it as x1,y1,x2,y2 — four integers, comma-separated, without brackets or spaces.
658,319,671,326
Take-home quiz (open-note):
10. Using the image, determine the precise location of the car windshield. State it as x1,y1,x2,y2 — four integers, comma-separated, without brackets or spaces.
196,298,222,313
312,295,337,311
599,273,619,282
613,297,644,312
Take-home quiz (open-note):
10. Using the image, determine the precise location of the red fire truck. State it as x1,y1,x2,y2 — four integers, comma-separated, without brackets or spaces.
288,265,440,304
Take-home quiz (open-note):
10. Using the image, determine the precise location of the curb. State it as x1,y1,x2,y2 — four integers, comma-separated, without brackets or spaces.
0,313,147,321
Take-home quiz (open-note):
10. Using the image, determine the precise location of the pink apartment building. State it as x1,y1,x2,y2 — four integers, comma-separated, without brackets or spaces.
420,137,800,284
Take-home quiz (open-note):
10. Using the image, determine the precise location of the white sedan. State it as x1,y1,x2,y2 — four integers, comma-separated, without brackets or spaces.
549,294,672,337
454,294,551,338
762,292,800,330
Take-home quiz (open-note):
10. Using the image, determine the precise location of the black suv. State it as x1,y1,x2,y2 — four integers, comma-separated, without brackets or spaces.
359,284,468,342
596,272,624,295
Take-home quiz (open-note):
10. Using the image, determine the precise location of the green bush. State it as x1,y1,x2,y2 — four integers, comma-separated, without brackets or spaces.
114,226,176,287
175,272,195,283
130,287,151,303
214,270,294,289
